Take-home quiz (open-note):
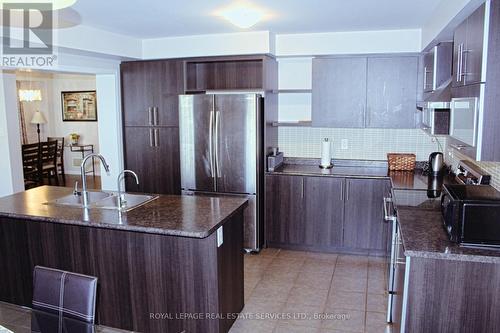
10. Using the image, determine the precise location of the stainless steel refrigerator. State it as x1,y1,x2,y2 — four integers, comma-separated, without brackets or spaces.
178,94,264,251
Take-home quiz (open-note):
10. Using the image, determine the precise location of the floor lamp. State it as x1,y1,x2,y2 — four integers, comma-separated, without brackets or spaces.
31,110,47,144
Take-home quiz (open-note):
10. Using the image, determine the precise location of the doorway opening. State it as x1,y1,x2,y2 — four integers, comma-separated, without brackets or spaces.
17,70,101,190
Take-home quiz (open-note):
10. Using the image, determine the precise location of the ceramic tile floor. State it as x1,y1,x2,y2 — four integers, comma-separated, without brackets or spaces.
230,248,393,333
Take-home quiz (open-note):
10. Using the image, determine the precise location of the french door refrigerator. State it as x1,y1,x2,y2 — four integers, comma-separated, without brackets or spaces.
179,94,264,251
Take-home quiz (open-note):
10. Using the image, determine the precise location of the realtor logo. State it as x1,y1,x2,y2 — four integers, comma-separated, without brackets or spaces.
2,2,56,67
2,3,53,54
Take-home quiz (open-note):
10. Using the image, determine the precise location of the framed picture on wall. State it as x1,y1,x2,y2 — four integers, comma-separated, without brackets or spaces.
61,91,98,121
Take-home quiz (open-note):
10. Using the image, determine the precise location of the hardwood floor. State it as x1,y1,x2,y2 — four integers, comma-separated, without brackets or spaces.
40,174,101,190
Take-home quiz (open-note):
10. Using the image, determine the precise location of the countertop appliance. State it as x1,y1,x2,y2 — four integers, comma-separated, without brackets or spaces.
179,94,264,252
429,152,444,175
441,184,500,247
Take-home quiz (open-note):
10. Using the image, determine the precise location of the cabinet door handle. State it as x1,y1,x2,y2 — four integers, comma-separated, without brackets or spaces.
153,107,159,125
345,180,350,201
383,197,396,222
148,107,153,125
423,66,427,89
301,178,304,199
154,128,159,147
149,128,154,147
458,43,464,82
340,181,344,201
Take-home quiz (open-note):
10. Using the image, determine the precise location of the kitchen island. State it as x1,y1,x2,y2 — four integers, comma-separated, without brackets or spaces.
0,186,248,333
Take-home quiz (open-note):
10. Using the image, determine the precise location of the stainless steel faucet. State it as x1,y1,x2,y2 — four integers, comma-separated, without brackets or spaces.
117,170,139,208
81,153,110,208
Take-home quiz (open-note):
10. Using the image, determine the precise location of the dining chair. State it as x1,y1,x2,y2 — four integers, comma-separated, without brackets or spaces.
21,142,42,189
47,136,66,185
32,266,98,324
40,140,60,186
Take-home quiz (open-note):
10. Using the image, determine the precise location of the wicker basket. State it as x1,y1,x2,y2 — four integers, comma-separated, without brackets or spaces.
387,153,416,171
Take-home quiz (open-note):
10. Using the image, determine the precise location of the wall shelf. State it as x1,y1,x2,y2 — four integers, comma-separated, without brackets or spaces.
277,89,312,94
271,121,312,127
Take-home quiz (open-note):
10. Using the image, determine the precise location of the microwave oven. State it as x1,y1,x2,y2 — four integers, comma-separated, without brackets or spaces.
441,184,500,247
420,107,450,135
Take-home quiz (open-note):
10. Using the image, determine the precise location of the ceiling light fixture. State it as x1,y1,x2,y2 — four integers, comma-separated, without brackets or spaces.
0,0,77,11
19,89,42,102
218,2,265,29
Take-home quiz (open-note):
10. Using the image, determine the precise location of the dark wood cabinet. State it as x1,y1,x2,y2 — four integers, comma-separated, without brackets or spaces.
121,60,183,127
304,176,344,248
311,55,418,129
123,126,180,195
265,175,389,253
452,3,485,87
312,57,367,128
185,56,277,92
423,50,435,93
366,56,418,129
342,178,390,252
265,175,305,245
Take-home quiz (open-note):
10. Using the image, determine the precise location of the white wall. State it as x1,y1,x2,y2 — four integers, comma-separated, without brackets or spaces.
275,29,422,56
0,72,24,197
142,31,273,59
48,74,99,175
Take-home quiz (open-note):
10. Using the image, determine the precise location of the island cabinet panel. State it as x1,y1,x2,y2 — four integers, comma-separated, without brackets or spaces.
404,257,500,332
312,57,367,128
343,178,391,252
366,56,418,129
0,213,244,333
123,126,181,195
265,174,388,254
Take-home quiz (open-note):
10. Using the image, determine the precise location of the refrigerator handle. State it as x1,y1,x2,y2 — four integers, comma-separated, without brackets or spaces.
209,110,215,178
215,110,221,178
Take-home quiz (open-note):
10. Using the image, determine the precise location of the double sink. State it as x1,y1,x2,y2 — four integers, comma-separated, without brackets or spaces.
45,191,158,212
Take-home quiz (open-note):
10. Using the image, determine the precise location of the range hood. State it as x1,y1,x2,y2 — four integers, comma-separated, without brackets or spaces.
417,78,452,109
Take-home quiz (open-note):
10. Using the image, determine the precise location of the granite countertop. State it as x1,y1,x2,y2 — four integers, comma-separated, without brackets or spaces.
396,208,500,264
0,186,248,239
269,158,390,179
268,158,457,191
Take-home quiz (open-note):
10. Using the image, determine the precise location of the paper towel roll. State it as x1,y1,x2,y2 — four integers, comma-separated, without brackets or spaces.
320,138,332,168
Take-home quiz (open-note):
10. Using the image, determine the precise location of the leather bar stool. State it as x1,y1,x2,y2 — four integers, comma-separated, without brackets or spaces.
32,266,98,324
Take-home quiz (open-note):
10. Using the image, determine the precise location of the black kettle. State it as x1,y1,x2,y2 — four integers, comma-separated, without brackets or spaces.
429,152,444,175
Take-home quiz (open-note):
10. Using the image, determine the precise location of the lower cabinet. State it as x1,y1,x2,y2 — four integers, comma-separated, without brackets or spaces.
343,178,391,251
265,174,390,253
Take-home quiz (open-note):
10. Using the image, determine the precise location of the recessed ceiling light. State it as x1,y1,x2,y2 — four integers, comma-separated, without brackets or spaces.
0,0,77,11
217,2,266,29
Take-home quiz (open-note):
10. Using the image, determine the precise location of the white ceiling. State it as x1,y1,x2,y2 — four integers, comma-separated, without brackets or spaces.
66,0,444,38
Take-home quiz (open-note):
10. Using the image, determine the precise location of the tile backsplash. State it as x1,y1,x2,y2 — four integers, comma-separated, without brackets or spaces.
278,127,445,161
444,146,500,191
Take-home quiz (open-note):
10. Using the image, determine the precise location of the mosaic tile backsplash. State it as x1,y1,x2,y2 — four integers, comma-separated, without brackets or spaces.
278,127,445,161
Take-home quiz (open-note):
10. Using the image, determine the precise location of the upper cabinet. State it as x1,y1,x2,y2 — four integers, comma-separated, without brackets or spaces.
312,57,367,128
185,56,277,92
366,56,418,128
312,55,418,129
121,60,184,127
452,3,485,87
422,42,453,94
423,50,435,93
